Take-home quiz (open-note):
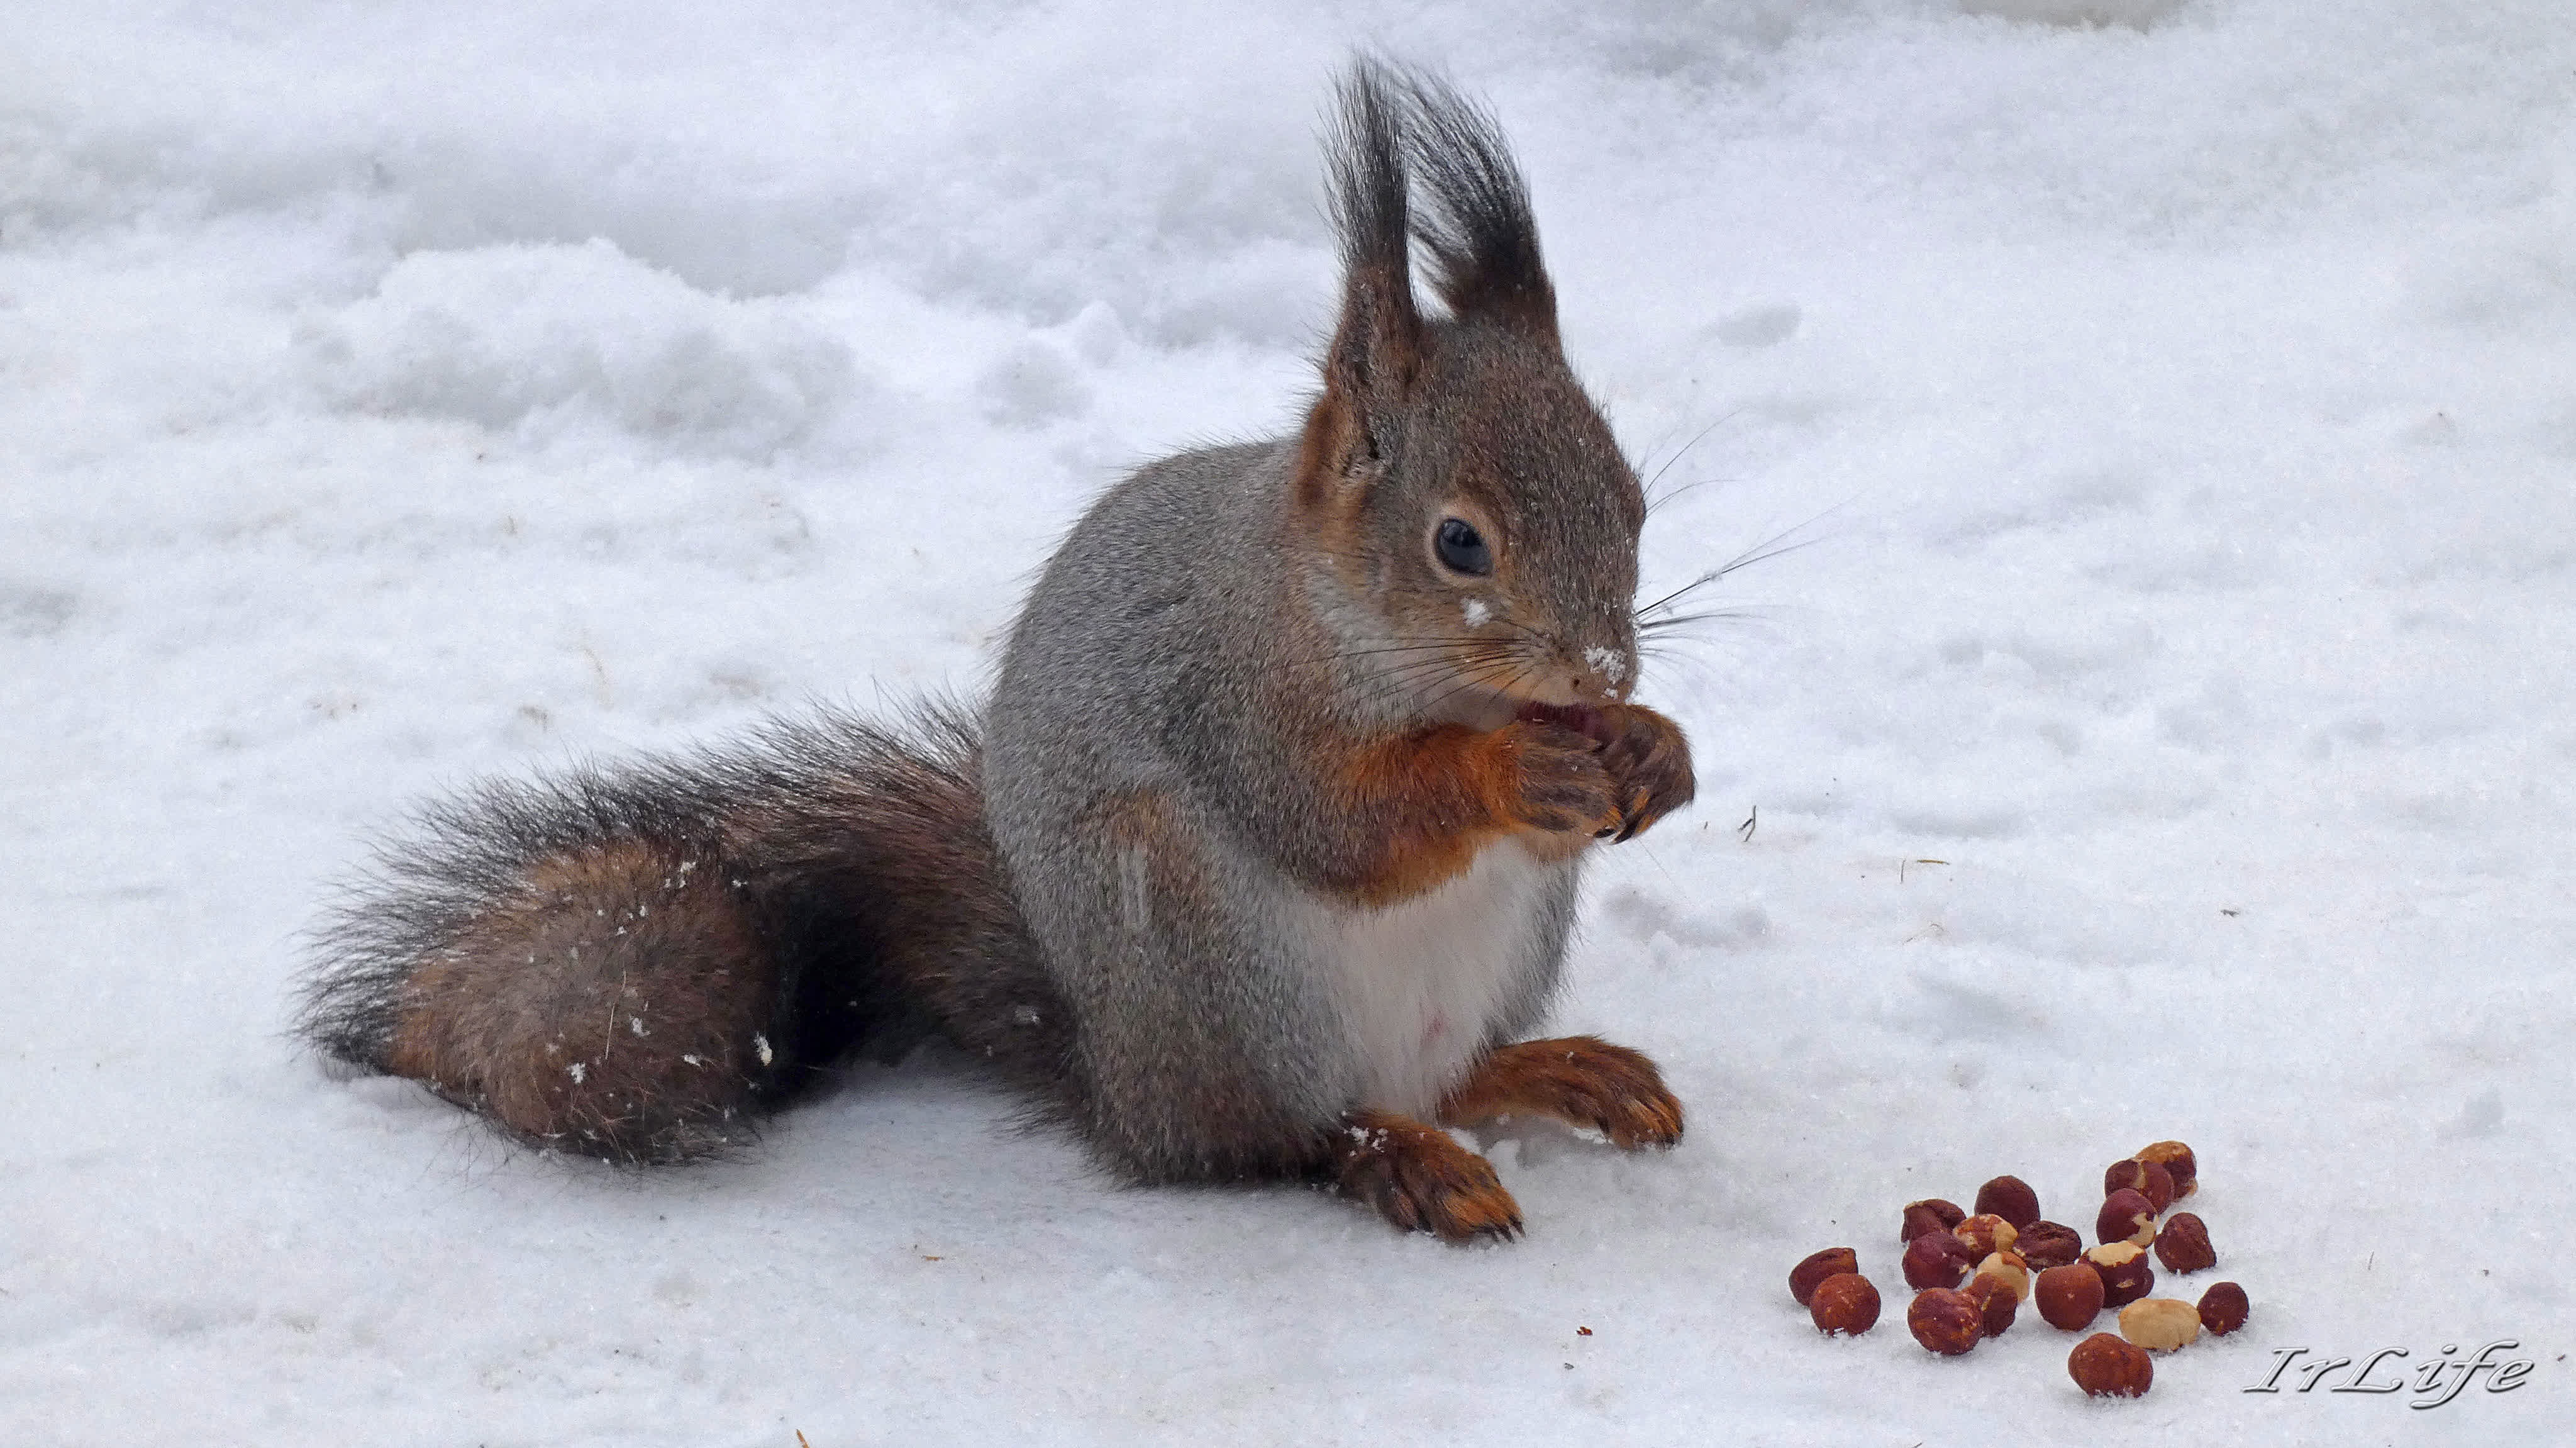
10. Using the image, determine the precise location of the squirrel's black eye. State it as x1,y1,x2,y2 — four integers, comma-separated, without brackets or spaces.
1434,517,1492,576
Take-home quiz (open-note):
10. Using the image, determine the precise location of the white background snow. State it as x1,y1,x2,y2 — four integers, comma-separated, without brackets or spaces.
4,1,2570,1442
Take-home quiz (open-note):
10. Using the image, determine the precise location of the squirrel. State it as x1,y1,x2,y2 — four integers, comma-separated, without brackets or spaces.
297,58,1697,1243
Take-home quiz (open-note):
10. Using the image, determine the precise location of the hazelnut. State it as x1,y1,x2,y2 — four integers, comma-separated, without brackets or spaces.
1809,1273,1881,1335
1901,1198,1967,1244
1902,1230,1975,1291
1953,1213,2019,1257
2096,1188,2157,1248
1962,1273,2019,1337
2118,1297,2202,1352
2153,1213,2215,1275
2085,1242,2157,1308
2136,1160,2175,1213
2016,1220,2084,1270
1906,1288,1984,1356
1975,1249,2031,1301
2034,1262,2106,1330
1973,1175,2042,1230
2136,1140,2197,1197
2197,1281,2250,1337
1791,1247,1860,1306
2102,1159,2176,1214
2067,1332,2154,1397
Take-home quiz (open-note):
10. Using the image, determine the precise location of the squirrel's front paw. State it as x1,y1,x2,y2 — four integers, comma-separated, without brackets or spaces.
1495,718,1619,835
1333,1110,1523,1242
1594,704,1696,843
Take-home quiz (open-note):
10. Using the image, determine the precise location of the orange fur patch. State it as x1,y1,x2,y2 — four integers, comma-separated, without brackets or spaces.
1325,725,1521,905
1290,394,1382,596
1292,392,1353,517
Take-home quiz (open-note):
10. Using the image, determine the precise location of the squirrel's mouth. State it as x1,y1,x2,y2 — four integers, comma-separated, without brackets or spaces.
1516,700,1614,747
1409,642,1631,728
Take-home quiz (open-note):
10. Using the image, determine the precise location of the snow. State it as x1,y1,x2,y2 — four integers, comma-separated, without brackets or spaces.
3,1,2572,1442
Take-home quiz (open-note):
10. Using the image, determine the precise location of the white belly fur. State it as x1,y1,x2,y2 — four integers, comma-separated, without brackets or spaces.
1318,837,1553,1117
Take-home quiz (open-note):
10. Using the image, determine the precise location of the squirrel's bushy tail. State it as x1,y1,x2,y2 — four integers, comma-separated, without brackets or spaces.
297,703,1074,1164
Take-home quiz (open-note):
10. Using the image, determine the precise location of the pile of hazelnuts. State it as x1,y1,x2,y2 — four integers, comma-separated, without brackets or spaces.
1787,1140,2251,1398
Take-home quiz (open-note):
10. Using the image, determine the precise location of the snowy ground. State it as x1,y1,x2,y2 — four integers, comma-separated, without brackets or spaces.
4,1,2572,1443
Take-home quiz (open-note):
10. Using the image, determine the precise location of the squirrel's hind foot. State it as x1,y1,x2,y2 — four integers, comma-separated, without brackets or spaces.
1437,1035,1684,1151
1331,1109,1523,1243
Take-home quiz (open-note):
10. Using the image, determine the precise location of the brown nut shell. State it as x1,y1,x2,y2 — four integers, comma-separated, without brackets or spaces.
2119,1297,2202,1352
1907,1288,1984,1356
2034,1262,2106,1330
1791,1247,1860,1306
2101,1158,2176,1213
2136,1140,2197,1197
1809,1273,1882,1335
2102,1158,2145,1198
2096,1188,2157,1247
1902,1230,1975,1290
2016,1220,2084,1270
1963,1273,2019,1337
1953,1213,2019,1257
1973,1175,2042,1230
2068,1332,2155,1397
2152,1213,2215,1275
1901,1198,1967,1244
2085,1241,2157,1308
2136,1160,2175,1213
2197,1281,2250,1336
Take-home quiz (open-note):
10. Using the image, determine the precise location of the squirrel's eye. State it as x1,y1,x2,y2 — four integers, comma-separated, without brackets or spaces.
1433,517,1492,576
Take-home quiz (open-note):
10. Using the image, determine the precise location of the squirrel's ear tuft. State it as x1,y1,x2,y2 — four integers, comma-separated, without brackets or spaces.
1308,55,1424,493
1303,59,1559,503
1394,67,1558,344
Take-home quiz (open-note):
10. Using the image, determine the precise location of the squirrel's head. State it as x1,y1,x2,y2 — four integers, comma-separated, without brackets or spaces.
1293,60,1645,725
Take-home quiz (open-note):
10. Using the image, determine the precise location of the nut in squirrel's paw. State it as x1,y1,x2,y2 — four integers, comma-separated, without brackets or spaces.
1507,701,1694,842
1592,703,1696,842
1498,711,1620,835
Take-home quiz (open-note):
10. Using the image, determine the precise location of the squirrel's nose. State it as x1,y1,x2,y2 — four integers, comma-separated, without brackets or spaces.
1567,648,1635,704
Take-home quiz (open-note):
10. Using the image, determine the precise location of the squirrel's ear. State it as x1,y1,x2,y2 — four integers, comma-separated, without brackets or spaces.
1399,68,1558,345
1302,57,1424,499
